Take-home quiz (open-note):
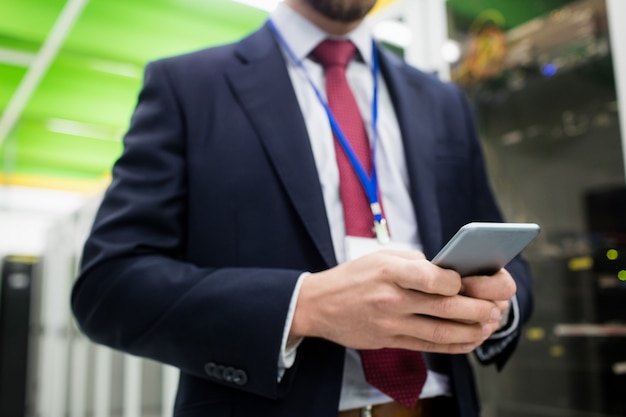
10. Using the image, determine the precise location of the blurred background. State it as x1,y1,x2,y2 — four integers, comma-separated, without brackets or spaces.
1,0,625,416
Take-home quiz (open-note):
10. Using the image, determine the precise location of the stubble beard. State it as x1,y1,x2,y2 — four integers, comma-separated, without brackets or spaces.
304,0,378,23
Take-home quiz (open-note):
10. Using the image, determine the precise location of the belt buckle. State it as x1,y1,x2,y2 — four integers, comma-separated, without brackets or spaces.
360,405,373,417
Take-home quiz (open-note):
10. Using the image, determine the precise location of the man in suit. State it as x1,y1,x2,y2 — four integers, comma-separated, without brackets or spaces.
71,0,533,416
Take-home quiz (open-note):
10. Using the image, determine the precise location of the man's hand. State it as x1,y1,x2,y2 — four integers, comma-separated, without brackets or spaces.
290,250,511,354
459,269,516,336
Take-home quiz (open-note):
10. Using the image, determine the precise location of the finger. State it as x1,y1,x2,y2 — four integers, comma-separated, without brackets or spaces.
396,291,500,325
391,260,462,297
494,299,510,314
391,337,480,355
386,315,490,352
460,268,517,301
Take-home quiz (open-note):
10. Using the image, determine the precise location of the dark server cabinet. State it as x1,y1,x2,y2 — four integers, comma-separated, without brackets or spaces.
0,255,39,417
585,186,626,416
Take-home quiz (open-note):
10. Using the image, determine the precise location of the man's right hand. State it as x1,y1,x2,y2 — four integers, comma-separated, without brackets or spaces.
289,250,503,354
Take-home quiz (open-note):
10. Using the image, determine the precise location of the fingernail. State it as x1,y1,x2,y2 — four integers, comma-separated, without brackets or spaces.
490,307,500,322
483,324,491,338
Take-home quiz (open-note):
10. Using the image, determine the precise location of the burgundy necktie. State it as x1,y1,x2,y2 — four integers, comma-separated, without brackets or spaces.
311,40,427,409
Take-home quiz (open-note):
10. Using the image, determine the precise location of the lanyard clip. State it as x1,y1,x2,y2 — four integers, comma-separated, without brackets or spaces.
370,202,390,244
373,218,390,245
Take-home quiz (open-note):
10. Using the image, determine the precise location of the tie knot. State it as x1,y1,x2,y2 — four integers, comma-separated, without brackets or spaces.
311,39,356,70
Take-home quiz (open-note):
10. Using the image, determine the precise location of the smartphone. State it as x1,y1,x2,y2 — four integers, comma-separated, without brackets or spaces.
431,222,540,276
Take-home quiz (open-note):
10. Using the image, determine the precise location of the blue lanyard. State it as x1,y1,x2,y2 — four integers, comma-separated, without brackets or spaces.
267,20,389,243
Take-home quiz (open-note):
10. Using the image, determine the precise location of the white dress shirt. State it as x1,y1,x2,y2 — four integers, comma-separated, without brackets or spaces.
270,3,451,410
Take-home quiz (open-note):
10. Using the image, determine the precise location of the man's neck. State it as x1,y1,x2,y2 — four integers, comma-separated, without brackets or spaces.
284,0,363,37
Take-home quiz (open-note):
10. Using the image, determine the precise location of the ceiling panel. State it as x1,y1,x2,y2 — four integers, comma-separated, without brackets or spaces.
0,0,268,191
13,120,121,177
66,0,266,64
1,0,65,41
0,64,27,104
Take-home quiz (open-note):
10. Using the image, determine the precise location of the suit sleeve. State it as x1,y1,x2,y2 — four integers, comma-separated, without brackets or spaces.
71,60,302,399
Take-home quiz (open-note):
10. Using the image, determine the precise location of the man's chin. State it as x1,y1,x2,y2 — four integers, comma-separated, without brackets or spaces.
306,0,377,23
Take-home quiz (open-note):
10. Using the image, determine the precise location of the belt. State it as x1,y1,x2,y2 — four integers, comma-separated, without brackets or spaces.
338,399,430,417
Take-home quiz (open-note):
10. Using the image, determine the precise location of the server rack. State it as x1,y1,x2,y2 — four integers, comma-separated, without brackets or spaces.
0,255,40,417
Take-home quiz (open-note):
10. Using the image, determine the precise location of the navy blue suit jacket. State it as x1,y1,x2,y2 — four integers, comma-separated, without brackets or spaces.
71,23,532,417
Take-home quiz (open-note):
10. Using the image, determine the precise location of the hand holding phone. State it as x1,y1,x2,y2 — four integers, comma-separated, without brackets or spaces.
431,222,540,277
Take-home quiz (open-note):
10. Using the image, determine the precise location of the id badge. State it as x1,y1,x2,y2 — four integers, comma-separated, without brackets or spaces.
345,236,421,261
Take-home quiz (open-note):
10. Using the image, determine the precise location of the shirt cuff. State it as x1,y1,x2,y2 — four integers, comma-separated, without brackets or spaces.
489,295,519,340
277,272,308,380
474,296,521,364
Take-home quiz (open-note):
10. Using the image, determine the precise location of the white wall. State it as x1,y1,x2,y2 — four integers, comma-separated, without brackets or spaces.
0,186,86,255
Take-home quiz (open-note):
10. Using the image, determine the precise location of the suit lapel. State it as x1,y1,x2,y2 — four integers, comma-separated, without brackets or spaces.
225,32,442,263
227,25,337,267
377,48,442,257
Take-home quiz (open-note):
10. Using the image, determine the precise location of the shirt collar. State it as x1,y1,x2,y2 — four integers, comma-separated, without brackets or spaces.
270,2,374,67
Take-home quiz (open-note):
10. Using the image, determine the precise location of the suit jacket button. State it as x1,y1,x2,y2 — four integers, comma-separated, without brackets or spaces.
233,369,248,385
204,362,246,385
204,362,224,380
222,367,235,382
204,362,217,377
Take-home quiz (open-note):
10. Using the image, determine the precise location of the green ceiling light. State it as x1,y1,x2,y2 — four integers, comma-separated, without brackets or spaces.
45,118,122,142
89,59,142,79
